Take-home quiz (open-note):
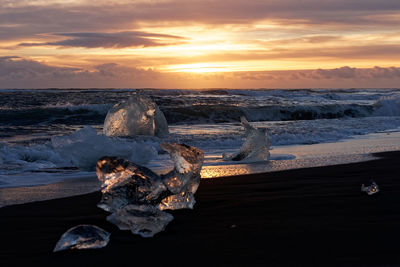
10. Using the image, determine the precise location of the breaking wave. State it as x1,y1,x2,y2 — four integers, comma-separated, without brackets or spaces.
162,103,374,124
0,126,158,176
0,103,112,126
2,89,400,127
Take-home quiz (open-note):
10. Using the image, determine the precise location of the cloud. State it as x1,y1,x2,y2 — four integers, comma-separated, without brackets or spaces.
2,57,400,89
1,0,400,42
0,56,81,79
0,56,160,88
19,31,185,48
235,66,400,81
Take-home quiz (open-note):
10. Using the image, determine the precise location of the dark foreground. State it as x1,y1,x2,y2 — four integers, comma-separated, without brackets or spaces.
1,152,400,266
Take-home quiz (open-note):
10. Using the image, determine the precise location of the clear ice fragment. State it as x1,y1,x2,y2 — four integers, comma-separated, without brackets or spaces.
53,225,110,252
106,205,173,238
96,143,204,237
96,156,168,212
103,94,168,138
159,143,204,210
223,116,270,162
361,181,380,195
96,143,204,212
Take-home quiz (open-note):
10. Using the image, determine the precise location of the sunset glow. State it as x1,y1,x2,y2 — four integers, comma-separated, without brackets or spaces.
1,0,400,88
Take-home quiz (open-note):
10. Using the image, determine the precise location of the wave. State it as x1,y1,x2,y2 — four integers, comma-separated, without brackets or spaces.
373,94,400,116
162,103,374,124
1,89,399,128
0,126,158,175
162,93,400,124
0,103,112,126
165,116,400,150
3,98,397,127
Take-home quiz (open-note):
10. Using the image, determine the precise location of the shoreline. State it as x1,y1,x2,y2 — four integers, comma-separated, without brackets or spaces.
1,151,400,266
0,150,380,209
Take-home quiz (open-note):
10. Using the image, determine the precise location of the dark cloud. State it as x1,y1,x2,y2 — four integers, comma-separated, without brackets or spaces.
1,0,400,41
19,31,185,48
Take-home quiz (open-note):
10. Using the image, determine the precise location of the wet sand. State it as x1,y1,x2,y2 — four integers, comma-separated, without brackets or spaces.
1,151,400,266
0,175,100,208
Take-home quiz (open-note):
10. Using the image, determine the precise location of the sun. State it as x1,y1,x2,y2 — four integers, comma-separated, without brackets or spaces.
165,63,234,73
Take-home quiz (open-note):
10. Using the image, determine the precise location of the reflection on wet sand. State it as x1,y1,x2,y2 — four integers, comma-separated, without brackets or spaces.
201,164,254,178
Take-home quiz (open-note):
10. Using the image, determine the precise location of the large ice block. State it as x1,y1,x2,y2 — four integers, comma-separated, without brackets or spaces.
53,225,110,252
223,116,270,161
96,143,204,212
103,94,168,137
106,204,173,238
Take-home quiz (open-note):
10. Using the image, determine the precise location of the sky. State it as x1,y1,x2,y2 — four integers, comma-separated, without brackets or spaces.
1,0,400,89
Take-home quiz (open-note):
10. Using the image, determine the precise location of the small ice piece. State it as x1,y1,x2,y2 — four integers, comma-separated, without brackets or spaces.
96,156,168,212
159,143,204,210
53,225,110,252
106,204,173,238
361,181,380,195
223,116,270,161
103,94,168,138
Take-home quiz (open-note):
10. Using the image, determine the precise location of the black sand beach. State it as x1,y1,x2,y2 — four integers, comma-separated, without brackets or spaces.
1,151,400,266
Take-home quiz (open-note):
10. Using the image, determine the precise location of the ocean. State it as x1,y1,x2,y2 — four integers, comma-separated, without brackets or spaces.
1,88,400,188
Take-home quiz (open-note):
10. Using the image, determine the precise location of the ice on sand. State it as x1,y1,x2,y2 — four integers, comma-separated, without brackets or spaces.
53,225,110,252
361,181,380,195
96,156,169,212
96,143,204,212
103,94,168,138
96,143,204,237
157,143,204,210
223,116,270,161
106,205,174,238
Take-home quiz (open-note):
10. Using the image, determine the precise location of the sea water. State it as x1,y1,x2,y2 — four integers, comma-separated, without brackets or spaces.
0,88,399,188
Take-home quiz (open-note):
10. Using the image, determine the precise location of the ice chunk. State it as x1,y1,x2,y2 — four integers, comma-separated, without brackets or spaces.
103,94,168,138
361,181,379,195
159,143,204,210
106,205,173,238
96,143,204,237
53,225,110,252
52,126,157,171
96,143,204,212
223,116,270,161
96,156,168,212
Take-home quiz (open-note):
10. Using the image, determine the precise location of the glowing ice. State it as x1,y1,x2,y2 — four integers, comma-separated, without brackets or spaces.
96,156,169,212
53,225,110,252
158,143,204,210
96,143,204,237
96,143,204,212
103,94,168,137
361,181,379,195
106,205,173,238
223,116,270,161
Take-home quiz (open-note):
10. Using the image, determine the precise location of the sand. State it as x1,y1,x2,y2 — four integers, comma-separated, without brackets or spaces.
1,151,400,266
